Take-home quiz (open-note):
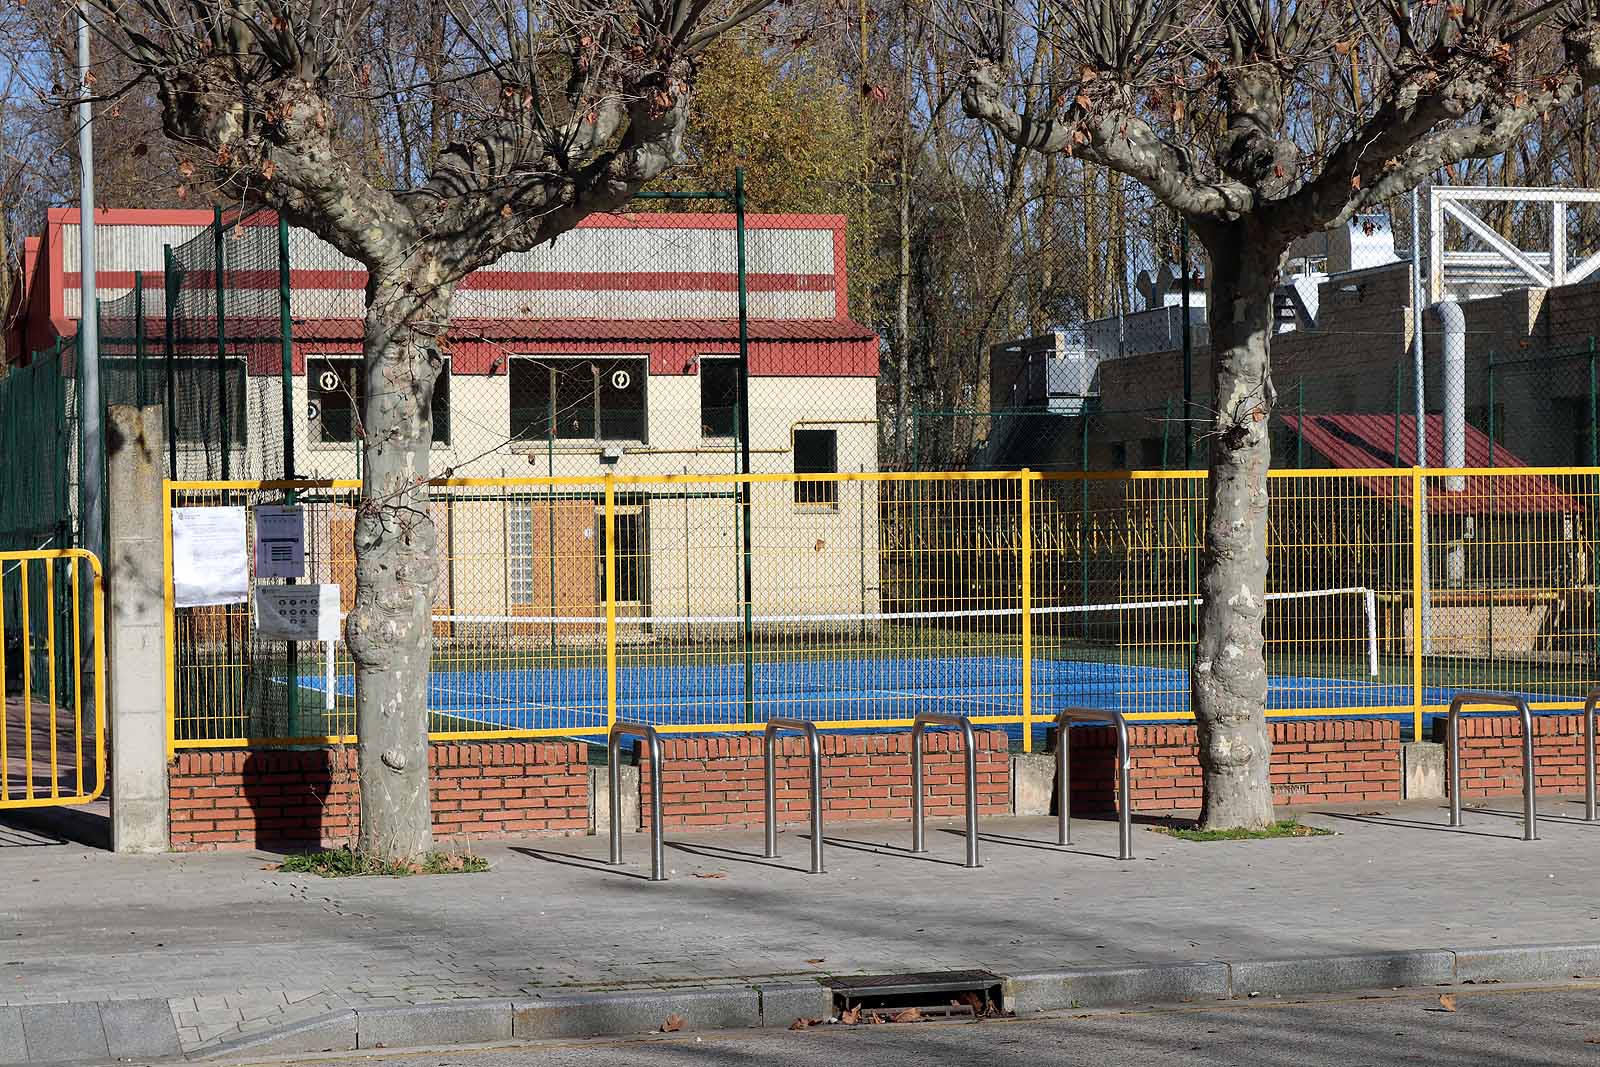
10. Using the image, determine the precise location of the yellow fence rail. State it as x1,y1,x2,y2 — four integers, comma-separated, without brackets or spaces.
161,467,1600,753
1,549,106,808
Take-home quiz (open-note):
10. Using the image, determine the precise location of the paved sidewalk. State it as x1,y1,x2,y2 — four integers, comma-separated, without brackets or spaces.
5,798,1600,1061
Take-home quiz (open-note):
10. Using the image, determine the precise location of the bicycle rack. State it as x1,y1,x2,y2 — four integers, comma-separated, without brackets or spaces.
763,717,825,874
910,712,981,868
609,721,666,881
1447,690,1537,841
1587,688,1600,823
1052,708,1134,861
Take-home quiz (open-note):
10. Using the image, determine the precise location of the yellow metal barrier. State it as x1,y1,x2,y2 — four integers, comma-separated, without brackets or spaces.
160,468,1600,751
1,549,106,808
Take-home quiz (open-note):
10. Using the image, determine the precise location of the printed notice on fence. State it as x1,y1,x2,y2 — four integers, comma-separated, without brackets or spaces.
254,583,341,642
254,505,306,579
172,506,249,607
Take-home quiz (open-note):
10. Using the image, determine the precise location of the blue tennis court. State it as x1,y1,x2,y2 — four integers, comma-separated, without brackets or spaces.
296,654,1572,739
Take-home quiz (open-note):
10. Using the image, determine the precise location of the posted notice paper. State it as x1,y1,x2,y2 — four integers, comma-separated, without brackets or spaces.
254,583,342,642
254,504,306,579
172,506,250,607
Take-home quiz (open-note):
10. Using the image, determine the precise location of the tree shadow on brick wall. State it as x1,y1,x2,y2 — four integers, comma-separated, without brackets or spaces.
241,748,355,853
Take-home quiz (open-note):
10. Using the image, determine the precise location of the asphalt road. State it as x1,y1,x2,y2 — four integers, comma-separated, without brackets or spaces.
263,983,1600,1067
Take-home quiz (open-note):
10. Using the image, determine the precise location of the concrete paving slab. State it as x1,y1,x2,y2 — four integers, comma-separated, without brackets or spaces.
99,997,181,1060
0,1007,27,1066
18,1003,107,1064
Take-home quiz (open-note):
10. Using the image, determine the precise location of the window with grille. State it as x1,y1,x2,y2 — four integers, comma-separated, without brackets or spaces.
510,357,647,443
309,357,450,444
793,428,838,507
700,358,740,438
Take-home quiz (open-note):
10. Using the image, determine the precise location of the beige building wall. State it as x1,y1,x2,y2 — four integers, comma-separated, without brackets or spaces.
254,361,881,628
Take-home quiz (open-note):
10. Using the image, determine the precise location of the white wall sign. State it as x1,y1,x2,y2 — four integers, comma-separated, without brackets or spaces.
254,505,306,579
172,507,249,608
254,583,342,642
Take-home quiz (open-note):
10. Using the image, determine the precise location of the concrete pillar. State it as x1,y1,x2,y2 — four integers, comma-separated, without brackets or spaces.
1402,742,1444,801
589,764,639,834
1010,753,1053,816
106,405,169,853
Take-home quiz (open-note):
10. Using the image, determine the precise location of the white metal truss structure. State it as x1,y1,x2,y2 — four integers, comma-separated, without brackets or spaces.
1429,186,1600,302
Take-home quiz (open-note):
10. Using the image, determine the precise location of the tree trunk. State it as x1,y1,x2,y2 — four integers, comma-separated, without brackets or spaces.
1191,225,1281,830
346,269,450,861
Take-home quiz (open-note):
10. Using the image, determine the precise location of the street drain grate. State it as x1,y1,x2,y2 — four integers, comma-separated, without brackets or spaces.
829,970,1003,1017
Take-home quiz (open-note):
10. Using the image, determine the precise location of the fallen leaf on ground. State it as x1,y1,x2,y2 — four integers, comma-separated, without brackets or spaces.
866,1012,885,1025
1437,994,1457,1012
953,991,986,1015
1357,810,1388,816
661,1014,685,1032
691,872,727,879
805,958,825,964
890,1007,923,1023
789,1017,821,1031
839,1005,861,1025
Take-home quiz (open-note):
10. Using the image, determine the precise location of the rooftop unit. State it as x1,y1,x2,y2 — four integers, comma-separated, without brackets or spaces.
988,332,1098,414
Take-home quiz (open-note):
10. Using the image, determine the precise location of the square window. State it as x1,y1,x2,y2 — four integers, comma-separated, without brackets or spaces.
793,428,838,507
700,359,740,438
310,357,449,444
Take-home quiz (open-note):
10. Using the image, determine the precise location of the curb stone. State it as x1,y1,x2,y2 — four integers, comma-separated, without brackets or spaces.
1228,951,1456,999
13,942,1600,1065
1003,962,1231,1014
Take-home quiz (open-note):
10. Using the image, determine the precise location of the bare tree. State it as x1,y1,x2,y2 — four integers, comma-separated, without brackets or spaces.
960,0,1600,827
91,0,771,859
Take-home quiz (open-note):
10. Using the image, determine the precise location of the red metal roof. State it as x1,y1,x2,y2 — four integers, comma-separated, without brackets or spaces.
292,316,877,343
1278,413,1578,514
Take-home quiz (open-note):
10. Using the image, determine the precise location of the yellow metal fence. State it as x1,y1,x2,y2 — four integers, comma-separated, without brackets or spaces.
1,549,106,808
162,468,1600,753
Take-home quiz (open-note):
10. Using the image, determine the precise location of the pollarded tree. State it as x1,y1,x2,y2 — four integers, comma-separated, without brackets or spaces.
91,0,772,859
959,0,1600,828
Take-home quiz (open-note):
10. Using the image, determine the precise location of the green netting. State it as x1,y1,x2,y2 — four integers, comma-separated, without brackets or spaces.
0,345,77,551
0,342,80,701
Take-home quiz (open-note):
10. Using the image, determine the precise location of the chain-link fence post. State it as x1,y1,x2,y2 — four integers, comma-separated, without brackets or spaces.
213,206,230,479
163,246,178,477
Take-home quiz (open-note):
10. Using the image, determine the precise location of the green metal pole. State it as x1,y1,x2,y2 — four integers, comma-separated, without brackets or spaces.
1485,351,1496,659
55,337,69,548
164,246,178,478
735,169,755,725
214,205,230,479
548,396,556,655
1180,219,1194,469
1589,338,1599,684
1589,337,1597,467
277,217,300,735
1161,396,1172,469
1394,363,1402,467
134,271,146,406
1487,353,1496,467
278,219,296,481
1296,377,1304,469
1079,414,1089,641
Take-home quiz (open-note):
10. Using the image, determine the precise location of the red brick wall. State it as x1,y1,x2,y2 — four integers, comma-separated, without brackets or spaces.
168,741,588,851
1063,719,1402,810
1437,714,1595,798
637,730,1012,829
